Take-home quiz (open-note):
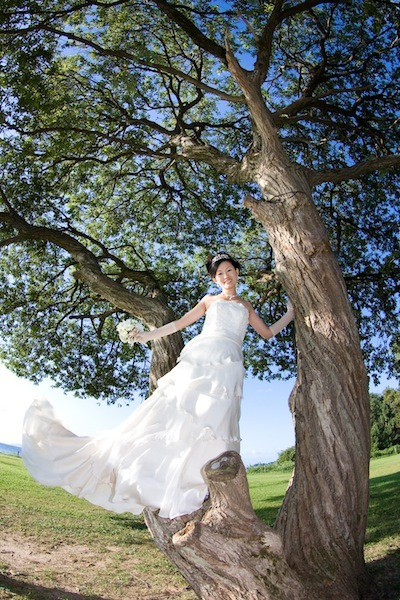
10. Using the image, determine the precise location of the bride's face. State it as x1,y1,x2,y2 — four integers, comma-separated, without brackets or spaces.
213,261,239,291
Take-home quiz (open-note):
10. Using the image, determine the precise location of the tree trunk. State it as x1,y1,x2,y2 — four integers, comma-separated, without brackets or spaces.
150,333,184,390
144,451,309,600
143,160,370,599
247,163,370,599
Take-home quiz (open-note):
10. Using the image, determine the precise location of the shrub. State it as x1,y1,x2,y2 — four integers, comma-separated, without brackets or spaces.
276,446,296,465
370,444,400,458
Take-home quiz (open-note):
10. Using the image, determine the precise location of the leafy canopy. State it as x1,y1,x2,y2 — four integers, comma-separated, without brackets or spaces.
0,0,399,400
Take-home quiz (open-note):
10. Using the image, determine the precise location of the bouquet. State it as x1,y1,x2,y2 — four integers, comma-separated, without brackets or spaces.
117,318,145,344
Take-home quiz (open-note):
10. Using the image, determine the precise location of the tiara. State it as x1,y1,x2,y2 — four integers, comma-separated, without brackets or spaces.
211,252,231,265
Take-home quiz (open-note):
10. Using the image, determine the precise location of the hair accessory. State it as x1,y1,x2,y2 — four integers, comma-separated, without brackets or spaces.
211,252,230,265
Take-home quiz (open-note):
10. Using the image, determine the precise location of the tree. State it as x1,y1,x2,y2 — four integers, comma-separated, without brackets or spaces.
1,1,400,598
276,446,296,465
370,388,400,451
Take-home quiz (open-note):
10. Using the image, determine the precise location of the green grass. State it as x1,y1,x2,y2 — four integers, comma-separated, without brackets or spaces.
1,453,147,547
0,453,399,599
0,454,195,599
247,454,400,600
366,455,400,549
247,454,400,539
247,469,292,525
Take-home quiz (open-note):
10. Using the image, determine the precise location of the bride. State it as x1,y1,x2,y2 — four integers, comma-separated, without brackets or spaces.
22,252,294,519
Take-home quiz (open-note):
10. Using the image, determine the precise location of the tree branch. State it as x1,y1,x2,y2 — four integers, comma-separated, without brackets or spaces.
0,200,171,325
4,0,131,23
252,0,284,86
252,0,351,86
275,85,374,120
308,154,400,186
66,225,162,293
224,34,287,159
170,134,251,183
10,123,169,149
281,0,352,20
1,19,241,103
151,0,227,63
141,58,244,103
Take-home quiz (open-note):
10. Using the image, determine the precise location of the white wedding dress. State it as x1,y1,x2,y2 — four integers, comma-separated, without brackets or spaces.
22,300,248,519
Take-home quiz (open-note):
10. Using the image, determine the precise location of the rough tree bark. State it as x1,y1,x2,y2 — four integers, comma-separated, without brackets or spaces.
144,452,309,600
246,168,370,599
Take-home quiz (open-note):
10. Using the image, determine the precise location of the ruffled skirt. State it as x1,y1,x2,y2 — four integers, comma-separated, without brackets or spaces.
22,332,244,519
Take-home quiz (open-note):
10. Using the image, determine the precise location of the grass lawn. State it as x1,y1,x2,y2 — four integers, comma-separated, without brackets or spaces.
0,453,399,599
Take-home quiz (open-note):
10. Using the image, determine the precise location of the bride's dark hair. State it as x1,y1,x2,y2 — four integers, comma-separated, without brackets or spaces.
206,252,241,277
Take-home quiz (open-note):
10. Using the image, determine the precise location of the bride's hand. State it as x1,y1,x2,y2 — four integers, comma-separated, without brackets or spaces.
128,328,149,344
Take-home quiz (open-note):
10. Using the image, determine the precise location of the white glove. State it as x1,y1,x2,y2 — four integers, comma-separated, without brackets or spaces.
129,321,177,344
269,301,294,337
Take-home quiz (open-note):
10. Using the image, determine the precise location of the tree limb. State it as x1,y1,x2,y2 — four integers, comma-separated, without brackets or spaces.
252,0,351,86
281,0,352,20
224,35,286,158
170,134,251,182
308,154,400,186
66,225,162,293
0,18,242,103
0,202,169,324
252,0,284,86
4,0,132,23
141,58,244,103
10,123,170,148
275,85,374,120
150,0,227,64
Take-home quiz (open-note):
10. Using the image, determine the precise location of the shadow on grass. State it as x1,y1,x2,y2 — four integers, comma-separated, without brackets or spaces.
252,494,285,527
0,571,109,600
109,513,148,531
366,471,400,544
365,548,400,600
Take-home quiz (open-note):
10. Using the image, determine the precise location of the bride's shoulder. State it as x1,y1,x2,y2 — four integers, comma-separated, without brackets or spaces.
202,294,220,310
239,299,254,314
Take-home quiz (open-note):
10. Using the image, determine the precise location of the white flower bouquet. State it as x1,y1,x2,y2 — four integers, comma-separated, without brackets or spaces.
117,318,145,344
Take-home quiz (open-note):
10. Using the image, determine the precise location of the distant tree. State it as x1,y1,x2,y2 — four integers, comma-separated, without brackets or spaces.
276,446,296,465
370,388,400,451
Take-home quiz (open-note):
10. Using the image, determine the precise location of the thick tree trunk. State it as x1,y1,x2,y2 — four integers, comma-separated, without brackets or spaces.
144,452,309,600
143,160,370,599
246,163,370,599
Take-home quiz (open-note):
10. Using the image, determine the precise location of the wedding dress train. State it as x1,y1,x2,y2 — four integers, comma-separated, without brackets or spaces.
22,301,248,519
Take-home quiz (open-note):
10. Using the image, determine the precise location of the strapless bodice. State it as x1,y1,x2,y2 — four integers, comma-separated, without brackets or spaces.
201,300,248,346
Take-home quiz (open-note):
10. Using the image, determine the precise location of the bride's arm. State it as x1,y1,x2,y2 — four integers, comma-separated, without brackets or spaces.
129,296,209,344
174,296,209,330
248,301,294,340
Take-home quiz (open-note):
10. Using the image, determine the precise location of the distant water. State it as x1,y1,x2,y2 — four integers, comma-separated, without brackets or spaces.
0,442,22,456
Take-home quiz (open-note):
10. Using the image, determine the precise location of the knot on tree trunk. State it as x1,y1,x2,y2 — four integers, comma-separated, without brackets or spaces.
144,451,308,600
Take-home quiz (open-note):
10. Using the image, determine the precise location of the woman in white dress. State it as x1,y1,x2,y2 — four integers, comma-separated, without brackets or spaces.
22,252,294,520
